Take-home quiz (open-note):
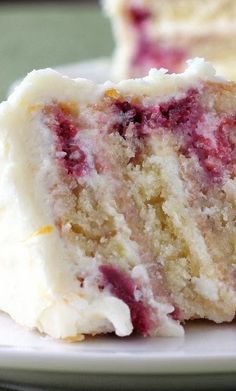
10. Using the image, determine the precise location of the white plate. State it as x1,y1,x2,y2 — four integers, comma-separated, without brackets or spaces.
6,59,236,389
55,57,112,83
0,312,236,389
0,311,236,374
9,58,112,95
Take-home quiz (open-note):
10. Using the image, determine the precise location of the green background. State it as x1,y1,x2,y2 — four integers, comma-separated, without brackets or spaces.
0,3,113,101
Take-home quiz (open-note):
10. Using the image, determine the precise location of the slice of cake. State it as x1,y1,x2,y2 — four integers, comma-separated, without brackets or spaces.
103,0,236,80
0,58,235,340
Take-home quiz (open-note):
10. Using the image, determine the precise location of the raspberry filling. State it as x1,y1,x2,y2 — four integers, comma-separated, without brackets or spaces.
129,6,186,74
113,89,202,138
132,36,187,75
44,88,236,185
99,265,152,336
112,90,236,182
129,5,151,27
45,91,236,183
185,116,236,180
170,307,185,321
44,104,90,177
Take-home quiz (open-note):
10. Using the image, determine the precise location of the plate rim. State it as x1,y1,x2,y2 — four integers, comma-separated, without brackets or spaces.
0,345,235,375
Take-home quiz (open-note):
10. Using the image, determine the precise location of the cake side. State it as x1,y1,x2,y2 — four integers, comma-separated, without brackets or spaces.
0,72,134,339
0,59,235,340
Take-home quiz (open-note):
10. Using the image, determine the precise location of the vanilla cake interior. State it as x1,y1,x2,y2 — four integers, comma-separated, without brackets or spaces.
0,59,235,340
103,0,236,81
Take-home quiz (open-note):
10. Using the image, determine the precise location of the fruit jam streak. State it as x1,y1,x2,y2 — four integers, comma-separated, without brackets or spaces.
99,265,152,336
128,6,187,74
112,89,236,182
198,117,236,180
44,104,90,177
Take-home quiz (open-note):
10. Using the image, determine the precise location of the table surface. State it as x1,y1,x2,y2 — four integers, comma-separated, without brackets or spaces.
0,3,113,101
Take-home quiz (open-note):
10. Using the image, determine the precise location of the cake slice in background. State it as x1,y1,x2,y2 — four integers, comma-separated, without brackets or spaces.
103,0,236,80
0,59,235,340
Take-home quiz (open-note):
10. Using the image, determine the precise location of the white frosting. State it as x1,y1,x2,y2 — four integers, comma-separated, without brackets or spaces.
192,277,219,302
0,72,135,339
0,59,222,339
105,58,222,97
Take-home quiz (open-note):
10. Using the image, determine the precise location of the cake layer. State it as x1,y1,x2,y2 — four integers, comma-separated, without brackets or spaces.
103,0,236,80
0,59,235,340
